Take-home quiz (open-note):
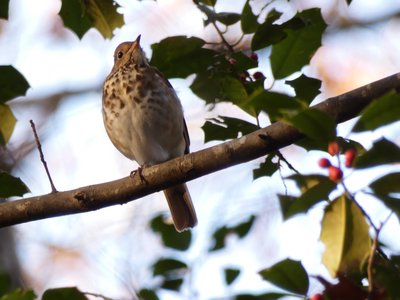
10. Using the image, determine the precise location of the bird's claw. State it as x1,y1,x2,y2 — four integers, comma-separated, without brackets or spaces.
130,167,149,184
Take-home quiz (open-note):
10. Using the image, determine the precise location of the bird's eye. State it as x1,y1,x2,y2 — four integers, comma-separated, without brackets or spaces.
117,51,124,59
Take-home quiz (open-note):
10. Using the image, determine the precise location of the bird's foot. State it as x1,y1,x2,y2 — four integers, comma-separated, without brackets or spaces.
130,166,149,184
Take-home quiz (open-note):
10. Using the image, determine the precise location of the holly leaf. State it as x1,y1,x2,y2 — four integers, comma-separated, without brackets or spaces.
210,216,255,251
0,172,30,198
352,91,400,132
259,259,309,295
202,116,258,142
138,289,159,300
271,9,326,79
224,268,240,285
152,258,187,276
286,74,321,105
279,174,336,220
191,72,248,104
241,0,258,34
1,289,36,300
42,287,88,300
0,0,9,19
354,138,400,169
150,215,191,250
0,104,16,146
151,36,215,78
287,108,336,144
251,10,285,50
0,65,30,103
59,0,123,39
320,195,371,277
253,153,280,179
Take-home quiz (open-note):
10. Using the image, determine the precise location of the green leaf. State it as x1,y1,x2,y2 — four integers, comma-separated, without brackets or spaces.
372,193,400,220
352,91,400,132
150,215,191,250
224,268,240,285
0,273,11,295
235,292,290,300
259,259,309,295
202,116,258,143
215,12,241,26
138,289,159,300
0,172,30,198
242,90,301,120
241,0,258,34
0,104,16,146
354,138,400,169
287,108,336,143
195,0,217,7
42,287,88,300
0,66,30,103
0,0,9,19
279,174,336,220
59,0,123,39
191,72,248,104
320,195,371,277
210,216,255,251
271,9,326,79
251,10,284,50
370,172,400,195
0,289,36,300
161,279,183,291
153,258,187,276
253,153,279,179
286,74,321,105
150,36,216,78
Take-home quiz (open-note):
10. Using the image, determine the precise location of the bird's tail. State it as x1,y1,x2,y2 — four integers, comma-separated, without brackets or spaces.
163,183,197,232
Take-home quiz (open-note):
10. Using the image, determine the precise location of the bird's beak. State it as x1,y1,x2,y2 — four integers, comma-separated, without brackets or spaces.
135,35,141,46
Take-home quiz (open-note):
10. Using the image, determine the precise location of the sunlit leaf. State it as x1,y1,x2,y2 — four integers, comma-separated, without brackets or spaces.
320,195,371,277
202,116,258,142
210,216,255,251
1,289,36,300
352,91,400,132
0,104,16,146
150,215,191,250
271,9,326,79
354,138,400,169
0,172,30,198
59,0,123,39
0,0,9,19
259,259,309,295
42,287,88,300
286,74,321,105
288,109,336,143
224,268,240,285
241,0,258,34
0,65,30,103
150,36,215,78
191,72,248,104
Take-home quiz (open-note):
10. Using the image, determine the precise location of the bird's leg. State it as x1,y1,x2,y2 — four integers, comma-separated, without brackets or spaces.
130,165,149,184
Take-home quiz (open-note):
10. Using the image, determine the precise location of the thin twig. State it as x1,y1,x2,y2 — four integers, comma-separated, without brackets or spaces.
276,151,300,174
30,120,57,193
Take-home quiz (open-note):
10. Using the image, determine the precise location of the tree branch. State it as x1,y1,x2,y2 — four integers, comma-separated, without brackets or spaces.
1,72,400,227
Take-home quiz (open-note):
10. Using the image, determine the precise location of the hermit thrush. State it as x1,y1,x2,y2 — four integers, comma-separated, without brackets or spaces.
102,35,197,232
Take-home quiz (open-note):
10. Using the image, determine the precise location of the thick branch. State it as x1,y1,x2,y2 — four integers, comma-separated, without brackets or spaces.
1,72,400,227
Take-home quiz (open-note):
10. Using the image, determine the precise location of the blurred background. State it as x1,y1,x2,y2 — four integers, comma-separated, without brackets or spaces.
1,0,400,299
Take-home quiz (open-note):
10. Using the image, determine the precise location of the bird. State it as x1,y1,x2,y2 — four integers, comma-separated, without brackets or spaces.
102,35,197,232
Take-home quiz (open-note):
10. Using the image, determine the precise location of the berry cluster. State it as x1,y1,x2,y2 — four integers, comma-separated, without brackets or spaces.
227,52,265,82
318,141,357,182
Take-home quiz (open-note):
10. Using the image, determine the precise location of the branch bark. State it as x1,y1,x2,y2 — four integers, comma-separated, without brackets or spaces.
1,72,400,227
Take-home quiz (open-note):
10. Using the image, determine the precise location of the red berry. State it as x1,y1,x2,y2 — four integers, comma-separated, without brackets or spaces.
228,58,237,65
328,166,343,181
310,293,323,300
344,149,357,168
328,141,340,156
253,71,264,80
318,158,331,168
250,52,258,61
